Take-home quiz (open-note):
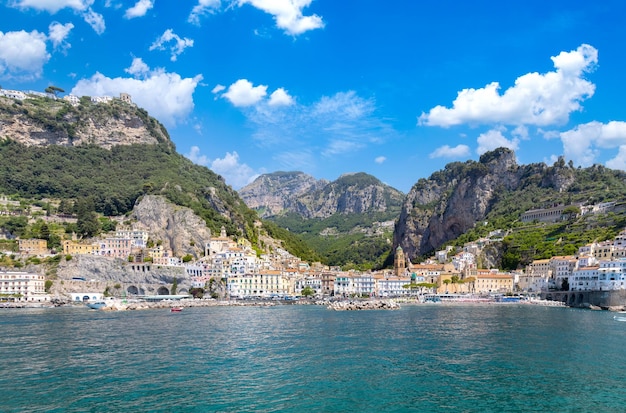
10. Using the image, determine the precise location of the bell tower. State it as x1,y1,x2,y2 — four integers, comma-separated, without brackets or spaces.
394,246,406,276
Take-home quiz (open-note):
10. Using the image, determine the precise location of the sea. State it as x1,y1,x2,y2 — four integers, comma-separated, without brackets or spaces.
1,303,625,413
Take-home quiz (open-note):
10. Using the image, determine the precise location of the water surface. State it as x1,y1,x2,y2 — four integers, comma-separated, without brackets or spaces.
1,304,624,412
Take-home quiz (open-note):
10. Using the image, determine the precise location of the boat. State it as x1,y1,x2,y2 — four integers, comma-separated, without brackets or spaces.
170,307,183,312
86,301,106,310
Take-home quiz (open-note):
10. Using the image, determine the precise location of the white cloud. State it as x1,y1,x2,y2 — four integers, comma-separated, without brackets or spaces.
222,79,268,107
246,90,396,161
186,146,210,166
419,44,598,127
0,30,50,80
375,156,386,164
211,84,225,94
322,139,363,157
188,0,221,25
11,0,92,13
72,59,202,126
48,22,74,49
559,121,626,167
429,144,471,159
125,0,153,19
125,57,150,76
237,0,324,35
82,8,106,34
476,129,519,155
606,146,626,170
268,88,294,106
210,152,259,189
149,29,194,62
543,154,560,166
186,149,259,189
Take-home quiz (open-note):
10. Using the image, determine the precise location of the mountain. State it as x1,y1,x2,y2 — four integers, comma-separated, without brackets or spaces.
240,171,404,219
394,147,626,262
239,171,328,218
0,93,320,261
240,172,405,269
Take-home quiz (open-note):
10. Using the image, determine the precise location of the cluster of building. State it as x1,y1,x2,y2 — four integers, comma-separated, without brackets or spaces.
9,221,626,302
0,87,132,106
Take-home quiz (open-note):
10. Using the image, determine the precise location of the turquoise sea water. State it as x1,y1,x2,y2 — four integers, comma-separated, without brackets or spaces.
1,304,625,412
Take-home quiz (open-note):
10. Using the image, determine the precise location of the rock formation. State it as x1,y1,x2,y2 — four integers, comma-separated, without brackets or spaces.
239,171,404,219
393,148,581,260
131,195,213,259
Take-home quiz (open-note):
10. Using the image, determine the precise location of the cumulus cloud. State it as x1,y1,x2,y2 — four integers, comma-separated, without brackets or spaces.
186,147,259,189
188,0,221,25
149,29,194,61
419,44,598,127
186,146,210,166
375,156,386,164
606,146,626,170
268,87,294,106
429,144,471,159
476,129,519,155
125,57,150,76
124,0,153,18
48,22,74,49
559,121,626,167
0,30,50,80
11,0,92,13
222,79,268,107
11,0,105,34
71,58,202,126
237,0,324,35
81,9,106,34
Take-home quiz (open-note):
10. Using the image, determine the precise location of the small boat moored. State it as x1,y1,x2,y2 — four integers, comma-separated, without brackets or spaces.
170,307,183,312
86,301,107,310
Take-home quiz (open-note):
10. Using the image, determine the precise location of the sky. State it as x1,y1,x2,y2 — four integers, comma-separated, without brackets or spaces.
2,1,626,193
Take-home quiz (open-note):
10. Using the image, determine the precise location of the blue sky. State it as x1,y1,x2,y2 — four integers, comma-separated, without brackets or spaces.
2,1,626,193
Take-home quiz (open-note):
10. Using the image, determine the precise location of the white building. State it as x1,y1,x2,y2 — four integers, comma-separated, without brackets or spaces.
0,272,49,302
116,229,149,248
295,276,322,296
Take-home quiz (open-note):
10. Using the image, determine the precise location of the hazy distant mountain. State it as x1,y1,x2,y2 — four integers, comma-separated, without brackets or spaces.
240,171,404,219
240,171,405,269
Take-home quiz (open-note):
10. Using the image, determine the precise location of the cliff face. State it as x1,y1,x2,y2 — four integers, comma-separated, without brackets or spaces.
239,171,404,219
131,195,213,259
393,148,578,260
0,96,168,148
239,171,328,218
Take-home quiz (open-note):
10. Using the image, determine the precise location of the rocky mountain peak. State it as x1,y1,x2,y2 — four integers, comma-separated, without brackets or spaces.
240,171,404,219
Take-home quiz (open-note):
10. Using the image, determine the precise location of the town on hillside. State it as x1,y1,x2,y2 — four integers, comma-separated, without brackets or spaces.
2,191,626,308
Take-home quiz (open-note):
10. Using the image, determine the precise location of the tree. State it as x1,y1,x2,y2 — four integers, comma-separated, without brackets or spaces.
171,277,178,295
443,279,451,292
301,286,315,297
44,85,65,97
39,223,50,241
189,287,204,299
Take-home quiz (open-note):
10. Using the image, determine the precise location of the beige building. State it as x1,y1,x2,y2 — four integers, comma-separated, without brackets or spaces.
471,270,514,294
18,239,48,255
62,240,98,256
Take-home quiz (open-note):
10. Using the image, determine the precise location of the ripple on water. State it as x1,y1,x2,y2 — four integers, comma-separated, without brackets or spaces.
1,305,626,412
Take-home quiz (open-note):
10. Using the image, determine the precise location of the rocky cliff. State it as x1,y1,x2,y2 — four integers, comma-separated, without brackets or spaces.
239,171,328,218
0,96,169,148
131,195,213,258
393,148,580,260
240,171,404,219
